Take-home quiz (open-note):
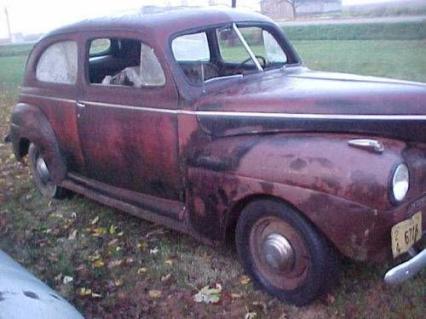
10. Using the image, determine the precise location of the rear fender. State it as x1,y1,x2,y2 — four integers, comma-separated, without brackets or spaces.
10,103,67,183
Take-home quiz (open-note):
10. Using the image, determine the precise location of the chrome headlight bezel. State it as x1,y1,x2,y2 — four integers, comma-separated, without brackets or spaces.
390,163,410,204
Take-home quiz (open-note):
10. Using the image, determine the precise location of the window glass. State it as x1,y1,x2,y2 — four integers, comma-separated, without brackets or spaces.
218,26,287,65
89,38,165,87
36,41,78,84
89,38,111,56
172,32,210,62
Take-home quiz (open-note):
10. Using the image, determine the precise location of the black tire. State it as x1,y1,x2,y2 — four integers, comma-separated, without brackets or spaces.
235,199,339,306
28,143,67,199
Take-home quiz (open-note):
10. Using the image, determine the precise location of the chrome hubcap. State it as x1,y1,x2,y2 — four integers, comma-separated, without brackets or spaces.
36,157,50,184
262,233,294,271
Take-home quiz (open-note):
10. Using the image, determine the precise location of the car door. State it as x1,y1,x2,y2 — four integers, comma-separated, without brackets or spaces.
76,32,182,203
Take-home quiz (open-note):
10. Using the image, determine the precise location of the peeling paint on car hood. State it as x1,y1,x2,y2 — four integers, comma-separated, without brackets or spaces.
0,250,83,319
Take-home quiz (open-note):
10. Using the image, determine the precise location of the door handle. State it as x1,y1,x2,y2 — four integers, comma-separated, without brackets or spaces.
76,101,86,109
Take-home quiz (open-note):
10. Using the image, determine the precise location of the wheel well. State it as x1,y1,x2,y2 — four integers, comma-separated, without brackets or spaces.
225,195,340,257
18,138,30,158
225,194,279,244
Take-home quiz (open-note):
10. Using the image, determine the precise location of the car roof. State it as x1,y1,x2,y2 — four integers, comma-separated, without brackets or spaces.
45,7,273,40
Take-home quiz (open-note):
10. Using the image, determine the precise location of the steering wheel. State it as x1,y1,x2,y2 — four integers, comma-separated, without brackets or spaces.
239,55,267,69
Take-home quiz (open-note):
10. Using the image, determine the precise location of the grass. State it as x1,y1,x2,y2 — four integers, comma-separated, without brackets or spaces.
283,21,426,41
0,38,425,318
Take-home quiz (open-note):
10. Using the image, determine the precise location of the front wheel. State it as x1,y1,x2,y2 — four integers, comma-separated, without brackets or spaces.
28,143,67,199
235,199,339,306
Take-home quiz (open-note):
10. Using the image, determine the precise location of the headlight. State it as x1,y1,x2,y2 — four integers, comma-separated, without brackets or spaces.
391,163,409,202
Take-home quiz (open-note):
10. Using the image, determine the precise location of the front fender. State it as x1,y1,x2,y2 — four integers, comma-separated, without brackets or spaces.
188,133,405,210
10,103,67,183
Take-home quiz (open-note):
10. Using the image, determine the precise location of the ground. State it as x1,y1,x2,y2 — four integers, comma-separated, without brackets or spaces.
0,39,425,318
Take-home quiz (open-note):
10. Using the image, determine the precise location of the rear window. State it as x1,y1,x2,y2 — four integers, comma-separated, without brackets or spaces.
36,41,78,84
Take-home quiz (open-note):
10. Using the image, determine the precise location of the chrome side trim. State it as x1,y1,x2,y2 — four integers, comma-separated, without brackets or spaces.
20,93,75,104
19,93,426,121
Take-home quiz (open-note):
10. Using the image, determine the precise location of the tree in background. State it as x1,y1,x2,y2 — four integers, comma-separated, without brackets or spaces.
232,0,237,8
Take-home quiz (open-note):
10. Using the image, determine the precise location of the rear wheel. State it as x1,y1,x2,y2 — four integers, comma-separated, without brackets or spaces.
28,143,67,199
236,199,339,306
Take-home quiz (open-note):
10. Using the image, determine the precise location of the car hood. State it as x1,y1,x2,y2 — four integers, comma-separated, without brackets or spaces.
195,68,426,141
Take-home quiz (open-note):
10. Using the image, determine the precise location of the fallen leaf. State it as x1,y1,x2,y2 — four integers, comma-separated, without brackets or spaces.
137,267,147,274
108,238,119,246
91,216,99,225
92,227,107,237
91,292,102,298
109,224,117,235
78,287,92,296
137,241,148,251
88,252,101,261
107,259,123,269
245,312,257,319
161,273,171,282
149,290,162,299
114,279,123,287
231,293,242,299
63,276,74,284
68,229,77,240
92,259,105,268
240,275,251,285
150,247,159,255
193,284,222,304
164,259,173,266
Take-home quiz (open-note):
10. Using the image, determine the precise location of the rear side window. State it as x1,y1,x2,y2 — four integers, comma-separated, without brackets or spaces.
88,38,166,87
36,41,78,84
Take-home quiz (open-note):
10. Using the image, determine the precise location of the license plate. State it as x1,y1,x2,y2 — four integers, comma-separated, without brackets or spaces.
391,211,422,258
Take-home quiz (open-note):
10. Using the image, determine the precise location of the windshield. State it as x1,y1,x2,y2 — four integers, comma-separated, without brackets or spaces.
172,24,288,85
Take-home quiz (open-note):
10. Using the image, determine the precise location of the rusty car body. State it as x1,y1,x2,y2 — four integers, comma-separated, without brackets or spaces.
8,8,426,305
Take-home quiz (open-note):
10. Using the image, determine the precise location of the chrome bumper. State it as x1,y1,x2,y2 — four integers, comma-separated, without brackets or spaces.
384,249,426,285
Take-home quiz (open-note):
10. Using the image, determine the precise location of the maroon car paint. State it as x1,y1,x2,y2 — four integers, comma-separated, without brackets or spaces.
9,8,426,264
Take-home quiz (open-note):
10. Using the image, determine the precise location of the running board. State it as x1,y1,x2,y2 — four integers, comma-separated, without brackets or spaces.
61,176,189,235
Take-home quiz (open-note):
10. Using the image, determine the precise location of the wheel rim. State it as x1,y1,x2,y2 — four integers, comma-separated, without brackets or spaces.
249,216,311,290
36,156,50,184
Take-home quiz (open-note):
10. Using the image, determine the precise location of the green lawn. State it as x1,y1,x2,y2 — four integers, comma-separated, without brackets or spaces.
294,40,426,83
0,39,425,318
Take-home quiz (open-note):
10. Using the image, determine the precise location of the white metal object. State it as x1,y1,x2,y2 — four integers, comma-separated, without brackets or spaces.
0,250,83,319
384,249,426,285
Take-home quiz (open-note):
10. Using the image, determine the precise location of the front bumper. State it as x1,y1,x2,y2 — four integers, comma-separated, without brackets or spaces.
385,247,426,284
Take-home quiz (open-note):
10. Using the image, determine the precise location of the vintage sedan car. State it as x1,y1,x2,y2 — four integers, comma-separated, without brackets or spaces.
8,8,426,305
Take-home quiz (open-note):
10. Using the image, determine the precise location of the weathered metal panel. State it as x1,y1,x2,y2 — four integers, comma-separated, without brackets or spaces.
0,250,83,319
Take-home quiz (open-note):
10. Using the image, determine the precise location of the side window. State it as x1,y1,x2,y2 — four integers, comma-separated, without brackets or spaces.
172,32,210,62
88,38,165,87
36,41,78,84
172,32,218,85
